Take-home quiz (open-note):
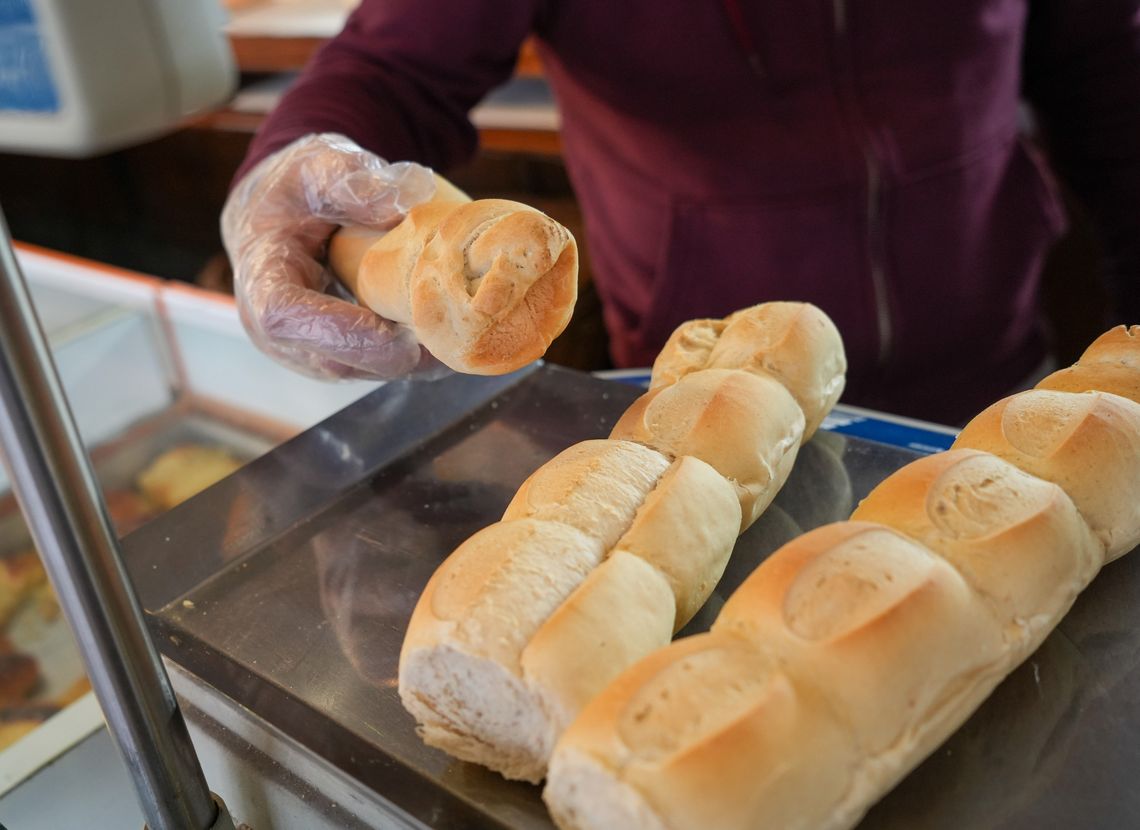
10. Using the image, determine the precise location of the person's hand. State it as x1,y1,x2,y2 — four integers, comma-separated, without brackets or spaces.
221,133,444,380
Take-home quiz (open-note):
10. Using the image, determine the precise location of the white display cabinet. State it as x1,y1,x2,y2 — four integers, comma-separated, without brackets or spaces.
0,244,380,794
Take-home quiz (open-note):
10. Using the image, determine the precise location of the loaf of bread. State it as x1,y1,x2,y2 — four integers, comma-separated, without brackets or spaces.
851,449,1102,657
610,369,804,530
952,389,1140,559
545,325,1140,830
649,301,846,437
398,301,846,782
328,177,578,375
1036,324,1140,405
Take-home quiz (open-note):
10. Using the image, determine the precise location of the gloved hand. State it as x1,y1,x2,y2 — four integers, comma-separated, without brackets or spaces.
221,133,445,380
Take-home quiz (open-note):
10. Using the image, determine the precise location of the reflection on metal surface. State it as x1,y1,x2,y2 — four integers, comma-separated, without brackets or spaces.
121,365,1140,828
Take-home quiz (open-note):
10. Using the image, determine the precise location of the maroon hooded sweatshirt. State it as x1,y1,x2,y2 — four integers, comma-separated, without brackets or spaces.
238,0,1140,424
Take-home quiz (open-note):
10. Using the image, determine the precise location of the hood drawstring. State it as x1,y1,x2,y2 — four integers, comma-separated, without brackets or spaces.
720,0,766,77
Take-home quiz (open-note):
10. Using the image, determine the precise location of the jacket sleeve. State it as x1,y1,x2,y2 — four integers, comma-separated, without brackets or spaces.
1022,0,1140,320
234,0,545,182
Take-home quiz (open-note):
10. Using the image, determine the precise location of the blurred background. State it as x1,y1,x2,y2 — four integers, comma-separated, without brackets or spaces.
0,0,1110,374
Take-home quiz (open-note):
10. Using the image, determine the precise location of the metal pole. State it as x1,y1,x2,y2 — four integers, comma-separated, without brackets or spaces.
0,209,223,830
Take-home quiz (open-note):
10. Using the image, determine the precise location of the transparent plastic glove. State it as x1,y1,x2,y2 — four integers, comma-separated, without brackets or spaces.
221,133,446,380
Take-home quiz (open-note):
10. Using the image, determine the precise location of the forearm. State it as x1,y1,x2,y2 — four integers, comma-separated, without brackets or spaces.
239,48,475,182
236,0,541,183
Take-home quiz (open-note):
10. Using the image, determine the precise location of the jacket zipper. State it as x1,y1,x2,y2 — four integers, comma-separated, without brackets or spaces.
833,0,893,367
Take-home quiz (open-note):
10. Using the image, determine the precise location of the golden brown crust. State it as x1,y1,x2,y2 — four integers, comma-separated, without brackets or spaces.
650,302,846,438
547,324,1140,830
953,390,1140,558
548,631,858,830
502,439,671,549
135,445,242,511
330,196,579,375
851,449,1103,652
648,319,726,390
611,456,741,629
1036,326,1140,404
400,301,847,785
611,369,805,529
715,522,1006,756
521,552,676,735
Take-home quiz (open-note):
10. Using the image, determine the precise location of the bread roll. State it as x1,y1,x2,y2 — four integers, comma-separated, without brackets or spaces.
546,524,1016,830
136,445,241,511
547,323,1140,830
502,440,671,549
503,440,741,628
610,456,742,629
953,389,1140,559
650,302,846,438
716,523,1007,758
611,368,805,530
328,180,578,375
399,519,605,781
647,319,725,390
851,449,1103,655
545,631,857,830
400,448,741,782
1036,325,1140,405
520,552,676,750
400,301,844,783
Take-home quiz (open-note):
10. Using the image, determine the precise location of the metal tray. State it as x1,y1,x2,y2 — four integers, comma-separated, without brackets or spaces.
122,365,1140,829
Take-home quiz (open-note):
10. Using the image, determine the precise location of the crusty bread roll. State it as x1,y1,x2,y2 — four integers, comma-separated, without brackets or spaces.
399,518,605,781
611,368,805,530
399,301,845,783
520,552,676,750
545,631,855,830
328,177,578,375
546,519,1096,830
953,389,1140,559
608,456,742,628
716,523,1007,759
399,443,741,783
545,523,1021,830
136,445,242,511
851,449,1103,655
502,439,672,549
1036,324,1140,405
649,302,846,438
545,325,1140,830
505,442,741,629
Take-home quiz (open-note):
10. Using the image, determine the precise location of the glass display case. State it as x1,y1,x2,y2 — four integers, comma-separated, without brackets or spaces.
0,245,379,788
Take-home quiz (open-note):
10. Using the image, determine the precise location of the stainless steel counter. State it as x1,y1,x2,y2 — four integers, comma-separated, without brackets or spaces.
120,364,1140,829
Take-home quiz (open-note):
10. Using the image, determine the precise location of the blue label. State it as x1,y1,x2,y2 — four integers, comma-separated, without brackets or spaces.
821,408,957,455
0,0,60,113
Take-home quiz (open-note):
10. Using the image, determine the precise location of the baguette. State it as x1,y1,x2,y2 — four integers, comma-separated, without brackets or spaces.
545,324,1140,830
398,301,846,782
328,177,578,375
952,389,1140,559
1035,324,1140,405
610,369,805,530
649,301,846,438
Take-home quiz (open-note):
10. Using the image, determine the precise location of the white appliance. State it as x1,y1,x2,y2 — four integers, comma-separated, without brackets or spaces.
0,0,235,156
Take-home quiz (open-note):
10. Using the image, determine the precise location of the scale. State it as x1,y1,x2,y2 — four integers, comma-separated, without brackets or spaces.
1,2,1139,828
118,362,1140,828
